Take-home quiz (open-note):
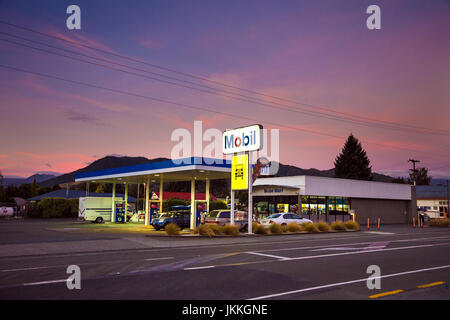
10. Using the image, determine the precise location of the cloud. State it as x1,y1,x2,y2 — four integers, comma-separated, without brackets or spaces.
64,110,107,126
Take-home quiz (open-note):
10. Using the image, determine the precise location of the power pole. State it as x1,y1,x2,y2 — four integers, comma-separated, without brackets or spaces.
408,159,420,186
446,180,449,219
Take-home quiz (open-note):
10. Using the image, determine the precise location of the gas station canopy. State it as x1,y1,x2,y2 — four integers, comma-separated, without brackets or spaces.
74,157,231,184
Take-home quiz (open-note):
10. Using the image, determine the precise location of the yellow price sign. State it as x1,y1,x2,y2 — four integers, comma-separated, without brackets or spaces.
232,154,248,190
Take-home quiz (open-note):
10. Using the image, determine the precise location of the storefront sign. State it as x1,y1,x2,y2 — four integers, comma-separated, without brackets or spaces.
222,124,262,154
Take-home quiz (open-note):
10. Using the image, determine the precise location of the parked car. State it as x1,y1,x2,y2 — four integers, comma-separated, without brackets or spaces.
260,213,312,228
204,209,249,231
152,210,190,230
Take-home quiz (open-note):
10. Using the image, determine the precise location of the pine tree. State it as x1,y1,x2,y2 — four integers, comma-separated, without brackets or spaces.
334,134,372,180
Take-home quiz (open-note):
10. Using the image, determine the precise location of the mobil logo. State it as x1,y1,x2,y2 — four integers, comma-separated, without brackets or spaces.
222,124,263,154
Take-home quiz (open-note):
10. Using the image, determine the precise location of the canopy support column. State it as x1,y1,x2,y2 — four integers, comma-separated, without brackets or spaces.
124,183,128,223
159,175,164,214
111,182,116,223
190,178,196,230
144,178,150,225
206,178,210,213
230,190,235,225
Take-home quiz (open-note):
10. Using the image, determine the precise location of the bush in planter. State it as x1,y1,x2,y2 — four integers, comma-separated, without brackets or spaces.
286,222,302,232
301,222,319,233
428,218,450,227
254,223,268,234
165,223,181,235
331,220,347,231
195,224,215,237
344,220,360,230
222,224,240,235
269,223,283,234
315,222,330,232
208,224,224,235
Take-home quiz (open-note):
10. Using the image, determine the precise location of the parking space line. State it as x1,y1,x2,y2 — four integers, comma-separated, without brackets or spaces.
248,264,450,300
246,252,291,260
369,289,404,299
416,281,445,288
184,266,215,270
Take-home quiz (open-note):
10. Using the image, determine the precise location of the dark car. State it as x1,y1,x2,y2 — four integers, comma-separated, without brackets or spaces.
152,210,191,230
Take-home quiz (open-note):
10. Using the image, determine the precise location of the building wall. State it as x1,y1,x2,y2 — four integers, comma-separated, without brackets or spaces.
351,198,411,225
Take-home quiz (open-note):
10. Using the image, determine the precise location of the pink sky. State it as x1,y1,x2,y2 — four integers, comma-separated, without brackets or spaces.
0,1,449,179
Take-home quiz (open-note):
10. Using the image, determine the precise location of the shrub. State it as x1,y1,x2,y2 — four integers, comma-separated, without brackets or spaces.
196,224,215,237
222,224,240,236
254,224,268,234
269,223,283,234
331,220,347,231
208,224,224,235
301,222,319,233
68,199,79,218
428,219,450,227
286,222,301,232
344,220,360,230
165,223,181,235
39,197,71,218
252,222,259,232
315,222,330,232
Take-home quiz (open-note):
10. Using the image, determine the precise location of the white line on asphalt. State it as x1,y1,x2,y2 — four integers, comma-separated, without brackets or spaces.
184,266,216,270
364,231,395,235
0,257,174,273
248,264,450,300
144,257,173,261
287,242,450,262
311,246,386,252
257,235,450,254
2,231,449,261
246,252,292,260
23,279,67,286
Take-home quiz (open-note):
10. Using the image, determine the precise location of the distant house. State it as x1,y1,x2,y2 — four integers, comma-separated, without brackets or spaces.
28,190,136,202
416,185,449,218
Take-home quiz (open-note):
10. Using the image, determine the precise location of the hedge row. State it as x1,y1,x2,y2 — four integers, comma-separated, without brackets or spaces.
27,198,78,218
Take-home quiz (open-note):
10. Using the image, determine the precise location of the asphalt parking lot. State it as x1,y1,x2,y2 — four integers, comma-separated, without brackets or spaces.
0,219,448,300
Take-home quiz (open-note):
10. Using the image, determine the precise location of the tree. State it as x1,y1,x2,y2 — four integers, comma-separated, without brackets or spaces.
408,167,431,185
95,184,105,193
0,170,3,186
334,134,373,180
392,177,406,184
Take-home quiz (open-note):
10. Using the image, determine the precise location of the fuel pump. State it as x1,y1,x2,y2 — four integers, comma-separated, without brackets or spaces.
115,199,126,223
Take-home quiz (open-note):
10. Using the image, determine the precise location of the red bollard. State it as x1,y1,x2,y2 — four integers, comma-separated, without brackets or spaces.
413,217,415,228
377,218,381,230
367,218,370,230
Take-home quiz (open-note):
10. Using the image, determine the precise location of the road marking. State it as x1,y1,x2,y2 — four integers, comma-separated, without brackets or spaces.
364,231,395,235
0,256,174,273
312,246,385,252
144,257,173,261
246,252,291,260
201,242,450,270
369,289,404,299
184,266,215,270
23,279,67,286
248,264,450,300
362,241,390,251
417,281,445,288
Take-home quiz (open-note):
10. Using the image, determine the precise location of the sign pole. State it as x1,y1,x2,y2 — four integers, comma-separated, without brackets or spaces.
248,151,253,234
231,190,235,226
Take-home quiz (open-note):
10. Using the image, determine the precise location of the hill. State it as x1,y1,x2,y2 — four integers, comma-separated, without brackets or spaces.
39,156,169,187
2,174,58,187
37,156,395,187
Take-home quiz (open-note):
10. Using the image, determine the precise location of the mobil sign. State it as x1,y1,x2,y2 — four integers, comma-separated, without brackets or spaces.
222,124,263,154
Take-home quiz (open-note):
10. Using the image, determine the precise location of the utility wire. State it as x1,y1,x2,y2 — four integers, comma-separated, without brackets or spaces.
1,20,448,136
1,33,449,137
0,62,448,160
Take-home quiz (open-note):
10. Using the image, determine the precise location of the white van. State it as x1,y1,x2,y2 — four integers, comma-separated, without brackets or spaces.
79,197,113,223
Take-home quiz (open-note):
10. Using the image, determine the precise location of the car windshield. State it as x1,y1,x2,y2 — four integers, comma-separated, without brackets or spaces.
266,214,281,219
